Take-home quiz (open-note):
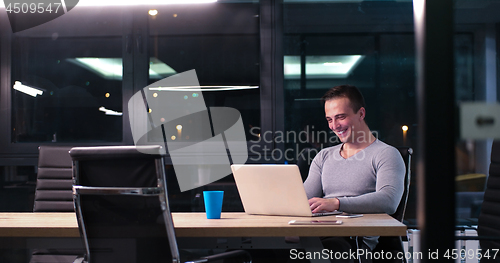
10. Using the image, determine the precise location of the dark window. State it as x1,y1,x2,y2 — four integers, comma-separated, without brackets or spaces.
11,37,123,142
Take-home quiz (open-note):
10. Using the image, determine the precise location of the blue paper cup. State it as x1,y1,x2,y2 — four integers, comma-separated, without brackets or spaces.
203,191,224,219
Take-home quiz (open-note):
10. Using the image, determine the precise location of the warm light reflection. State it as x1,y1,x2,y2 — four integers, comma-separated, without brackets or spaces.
176,125,182,139
171,135,176,140
402,125,408,146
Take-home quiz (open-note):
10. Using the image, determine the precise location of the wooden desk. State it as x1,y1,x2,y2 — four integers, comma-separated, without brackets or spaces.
0,212,406,238
174,212,406,237
0,212,407,263
0,212,79,238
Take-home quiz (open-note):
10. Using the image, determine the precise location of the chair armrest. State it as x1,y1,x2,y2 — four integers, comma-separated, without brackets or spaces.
72,186,162,196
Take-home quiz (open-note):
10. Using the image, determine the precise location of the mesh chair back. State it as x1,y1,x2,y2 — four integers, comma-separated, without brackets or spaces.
34,145,74,212
70,146,178,263
478,141,500,251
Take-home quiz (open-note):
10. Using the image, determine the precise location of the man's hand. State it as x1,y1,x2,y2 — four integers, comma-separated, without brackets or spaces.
308,197,340,213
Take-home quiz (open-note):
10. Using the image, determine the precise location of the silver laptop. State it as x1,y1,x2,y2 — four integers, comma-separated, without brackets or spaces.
231,164,342,217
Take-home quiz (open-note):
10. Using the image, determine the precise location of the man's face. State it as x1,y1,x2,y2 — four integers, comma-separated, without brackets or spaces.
324,97,365,143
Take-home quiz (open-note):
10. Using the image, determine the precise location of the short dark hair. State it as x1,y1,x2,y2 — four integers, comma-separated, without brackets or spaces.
321,85,366,113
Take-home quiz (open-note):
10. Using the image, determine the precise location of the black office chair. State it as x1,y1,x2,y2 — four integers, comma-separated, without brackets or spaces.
372,147,413,263
31,145,84,263
33,145,75,212
296,147,320,182
454,141,500,262
70,145,251,263
477,141,500,262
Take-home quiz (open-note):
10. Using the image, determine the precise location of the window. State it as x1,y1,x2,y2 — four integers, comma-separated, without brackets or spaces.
282,1,416,170
11,37,123,142
148,3,261,144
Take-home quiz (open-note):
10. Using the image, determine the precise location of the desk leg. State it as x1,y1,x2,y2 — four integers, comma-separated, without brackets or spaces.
299,237,330,263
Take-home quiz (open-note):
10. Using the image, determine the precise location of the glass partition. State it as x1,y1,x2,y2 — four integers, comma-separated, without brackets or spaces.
145,1,260,210
453,1,500,230
11,37,123,142
10,8,125,143
283,0,417,218
2,0,500,241
282,0,500,236
148,2,261,143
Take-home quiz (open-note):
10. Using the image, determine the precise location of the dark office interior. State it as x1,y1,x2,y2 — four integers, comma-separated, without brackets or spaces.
1,0,500,262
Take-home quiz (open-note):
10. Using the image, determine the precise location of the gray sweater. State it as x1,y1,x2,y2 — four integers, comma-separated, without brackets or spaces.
303,139,405,249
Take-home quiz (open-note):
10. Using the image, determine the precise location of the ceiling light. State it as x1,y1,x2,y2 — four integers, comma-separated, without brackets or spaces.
67,57,176,80
76,0,216,6
149,86,259,92
13,81,44,97
149,57,177,79
99,106,123,116
68,58,122,80
323,62,343,66
284,55,365,79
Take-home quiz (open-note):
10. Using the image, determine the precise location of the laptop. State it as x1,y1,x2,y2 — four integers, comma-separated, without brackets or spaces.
231,164,342,217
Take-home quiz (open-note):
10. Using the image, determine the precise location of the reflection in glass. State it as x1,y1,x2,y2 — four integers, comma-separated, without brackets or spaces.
283,0,416,220
13,81,44,97
67,57,177,80
11,37,123,142
148,2,261,142
284,55,365,80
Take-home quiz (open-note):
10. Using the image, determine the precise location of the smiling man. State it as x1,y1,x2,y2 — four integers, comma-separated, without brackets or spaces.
303,85,405,263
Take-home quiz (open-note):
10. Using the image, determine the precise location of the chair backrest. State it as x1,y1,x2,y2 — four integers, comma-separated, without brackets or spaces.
33,145,74,212
70,146,179,263
477,140,500,250
392,147,413,222
297,147,320,182
373,146,412,263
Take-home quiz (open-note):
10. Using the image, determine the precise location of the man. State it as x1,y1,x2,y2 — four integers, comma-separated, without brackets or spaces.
303,85,405,262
